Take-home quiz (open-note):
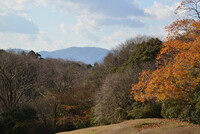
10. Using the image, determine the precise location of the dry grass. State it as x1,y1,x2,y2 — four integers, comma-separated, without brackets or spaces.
57,118,200,134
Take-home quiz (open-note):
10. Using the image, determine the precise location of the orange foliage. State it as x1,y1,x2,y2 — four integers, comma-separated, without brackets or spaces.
61,105,77,110
131,35,200,102
165,19,200,41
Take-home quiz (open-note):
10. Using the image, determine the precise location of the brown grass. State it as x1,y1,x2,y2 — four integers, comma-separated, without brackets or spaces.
57,118,200,134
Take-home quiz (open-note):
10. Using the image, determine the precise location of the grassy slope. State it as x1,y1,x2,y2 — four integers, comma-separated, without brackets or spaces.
57,118,200,134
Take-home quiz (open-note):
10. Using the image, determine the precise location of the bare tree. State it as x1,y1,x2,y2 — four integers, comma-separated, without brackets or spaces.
32,58,90,132
93,74,132,125
0,52,38,111
175,0,200,20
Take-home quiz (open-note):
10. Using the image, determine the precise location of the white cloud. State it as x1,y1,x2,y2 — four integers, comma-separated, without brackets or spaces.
72,0,146,18
59,24,67,34
146,25,167,39
0,0,49,15
144,1,179,20
63,15,101,42
52,0,147,46
0,0,28,15
0,31,63,51
47,0,147,28
99,31,136,49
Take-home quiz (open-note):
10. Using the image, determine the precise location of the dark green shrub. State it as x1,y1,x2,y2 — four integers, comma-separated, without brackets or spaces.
89,108,96,126
161,89,200,124
0,107,37,134
161,83,200,124
186,103,200,124
161,100,188,120
186,88,200,124
127,102,162,119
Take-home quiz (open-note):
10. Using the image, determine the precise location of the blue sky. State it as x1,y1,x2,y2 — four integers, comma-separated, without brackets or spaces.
0,0,181,51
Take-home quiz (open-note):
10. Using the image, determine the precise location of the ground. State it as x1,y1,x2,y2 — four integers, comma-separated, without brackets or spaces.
57,118,200,134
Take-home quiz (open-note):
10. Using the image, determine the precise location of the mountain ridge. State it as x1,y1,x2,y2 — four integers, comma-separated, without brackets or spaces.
7,47,110,65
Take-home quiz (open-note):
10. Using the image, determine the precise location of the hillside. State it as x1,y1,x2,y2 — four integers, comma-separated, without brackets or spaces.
39,47,110,64
58,119,200,134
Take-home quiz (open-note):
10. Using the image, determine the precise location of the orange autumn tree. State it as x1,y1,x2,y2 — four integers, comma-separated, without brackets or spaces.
131,0,200,102
131,37,200,102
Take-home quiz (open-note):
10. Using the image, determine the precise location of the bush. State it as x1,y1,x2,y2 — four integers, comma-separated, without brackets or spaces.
0,107,37,134
186,87,200,124
161,86,200,124
127,102,162,119
161,100,188,120
186,103,200,124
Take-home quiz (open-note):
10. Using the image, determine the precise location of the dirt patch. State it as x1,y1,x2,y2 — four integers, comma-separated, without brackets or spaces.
135,122,163,131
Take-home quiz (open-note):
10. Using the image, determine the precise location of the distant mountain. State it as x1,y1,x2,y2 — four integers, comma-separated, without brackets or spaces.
39,47,110,65
7,47,110,65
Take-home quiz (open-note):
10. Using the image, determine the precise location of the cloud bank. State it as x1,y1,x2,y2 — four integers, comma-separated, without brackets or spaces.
0,0,181,51
0,14,39,34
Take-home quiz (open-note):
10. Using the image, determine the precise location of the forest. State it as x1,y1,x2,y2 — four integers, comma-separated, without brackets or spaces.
0,0,200,134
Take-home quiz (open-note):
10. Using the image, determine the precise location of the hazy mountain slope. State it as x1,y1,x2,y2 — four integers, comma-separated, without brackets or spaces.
6,47,110,65
39,47,110,64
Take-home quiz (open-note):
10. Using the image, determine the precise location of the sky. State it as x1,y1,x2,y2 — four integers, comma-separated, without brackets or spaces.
0,0,182,52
